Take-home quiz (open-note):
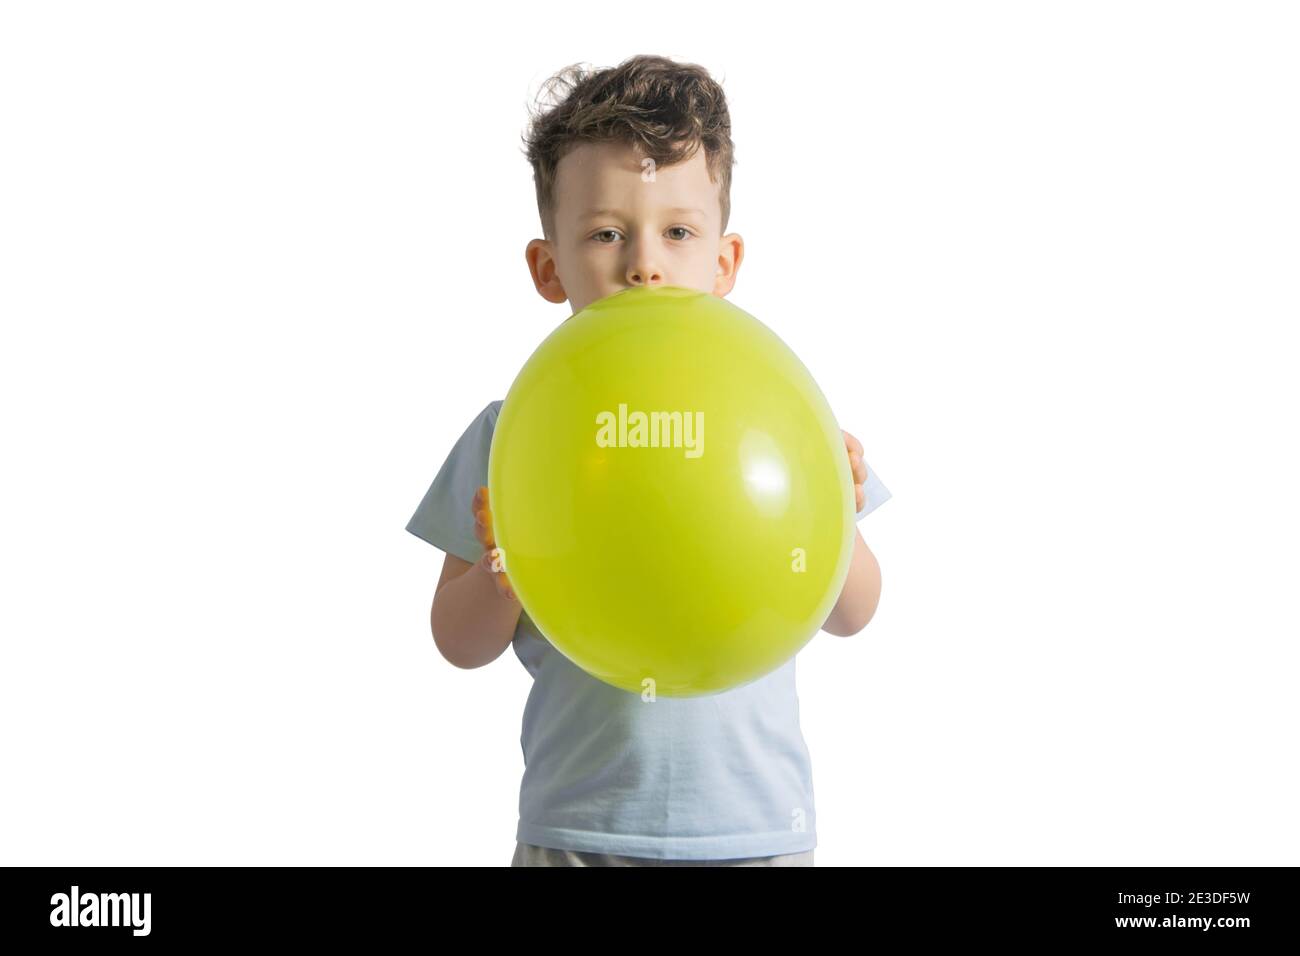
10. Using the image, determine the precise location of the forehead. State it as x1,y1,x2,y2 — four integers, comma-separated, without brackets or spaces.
554,140,716,218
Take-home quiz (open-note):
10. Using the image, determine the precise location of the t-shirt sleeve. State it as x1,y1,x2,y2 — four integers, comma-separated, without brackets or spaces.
855,459,892,522
405,402,499,564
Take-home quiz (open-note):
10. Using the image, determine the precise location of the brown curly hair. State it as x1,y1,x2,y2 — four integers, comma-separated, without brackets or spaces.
520,54,735,242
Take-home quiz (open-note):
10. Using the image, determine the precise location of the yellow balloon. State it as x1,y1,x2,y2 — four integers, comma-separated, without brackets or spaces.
489,285,854,697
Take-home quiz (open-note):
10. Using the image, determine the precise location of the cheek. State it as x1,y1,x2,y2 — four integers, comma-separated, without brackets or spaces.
568,250,622,292
690,251,720,282
686,250,711,270
566,244,609,276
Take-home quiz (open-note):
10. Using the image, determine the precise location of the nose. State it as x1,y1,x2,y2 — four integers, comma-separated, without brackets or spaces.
625,240,664,288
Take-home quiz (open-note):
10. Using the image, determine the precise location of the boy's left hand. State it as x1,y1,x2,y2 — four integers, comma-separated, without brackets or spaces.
843,429,868,513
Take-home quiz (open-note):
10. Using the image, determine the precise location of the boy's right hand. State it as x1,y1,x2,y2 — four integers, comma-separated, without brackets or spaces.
472,486,517,603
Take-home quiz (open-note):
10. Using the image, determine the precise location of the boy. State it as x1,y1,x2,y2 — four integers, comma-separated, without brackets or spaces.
406,54,891,866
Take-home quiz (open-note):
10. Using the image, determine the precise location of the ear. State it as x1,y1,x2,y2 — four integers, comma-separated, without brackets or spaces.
712,233,744,297
525,238,568,304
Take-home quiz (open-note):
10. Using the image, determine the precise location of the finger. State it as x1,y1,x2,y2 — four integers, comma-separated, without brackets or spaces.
842,430,863,456
481,546,507,575
847,451,866,484
856,485,865,511
472,492,490,531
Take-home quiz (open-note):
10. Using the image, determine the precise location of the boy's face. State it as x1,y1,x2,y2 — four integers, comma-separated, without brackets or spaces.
525,140,744,315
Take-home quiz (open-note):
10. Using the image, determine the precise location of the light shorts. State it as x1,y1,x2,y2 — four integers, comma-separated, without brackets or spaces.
511,842,814,867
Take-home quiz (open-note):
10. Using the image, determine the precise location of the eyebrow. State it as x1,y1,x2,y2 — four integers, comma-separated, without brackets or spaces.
580,206,707,220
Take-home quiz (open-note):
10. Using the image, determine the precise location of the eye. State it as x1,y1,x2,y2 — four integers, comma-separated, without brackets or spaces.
667,226,692,240
592,229,622,243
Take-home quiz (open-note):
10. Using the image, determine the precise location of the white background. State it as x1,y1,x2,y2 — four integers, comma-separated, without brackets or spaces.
2,2,1296,866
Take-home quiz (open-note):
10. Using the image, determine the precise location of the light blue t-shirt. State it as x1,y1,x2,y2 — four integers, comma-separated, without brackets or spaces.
406,400,892,860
